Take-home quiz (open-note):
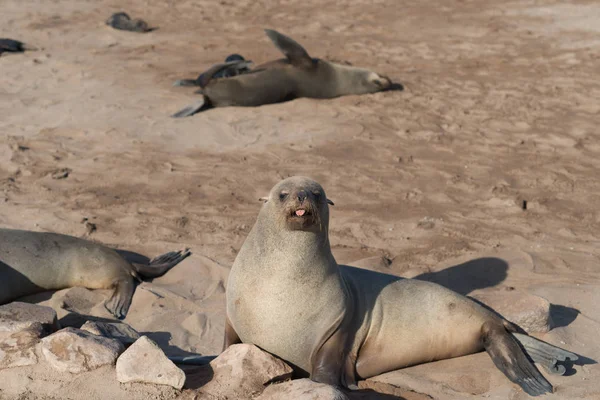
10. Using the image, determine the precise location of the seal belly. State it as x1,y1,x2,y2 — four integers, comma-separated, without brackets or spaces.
343,270,494,379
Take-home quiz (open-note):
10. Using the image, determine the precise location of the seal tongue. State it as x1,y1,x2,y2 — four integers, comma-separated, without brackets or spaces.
295,209,306,216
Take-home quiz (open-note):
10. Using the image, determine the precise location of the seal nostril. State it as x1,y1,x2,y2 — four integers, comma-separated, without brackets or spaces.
298,190,307,203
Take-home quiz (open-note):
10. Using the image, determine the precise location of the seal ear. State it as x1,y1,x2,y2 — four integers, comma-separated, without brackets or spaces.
327,199,335,206
264,29,314,69
259,197,269,203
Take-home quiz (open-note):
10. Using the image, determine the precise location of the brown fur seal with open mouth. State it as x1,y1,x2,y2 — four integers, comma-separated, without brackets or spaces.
225,176,578,396
171,29,394,118
0,228,190,319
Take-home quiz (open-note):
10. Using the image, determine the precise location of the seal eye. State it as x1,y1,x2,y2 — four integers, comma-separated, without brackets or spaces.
312,191,321,199
279,192,288,201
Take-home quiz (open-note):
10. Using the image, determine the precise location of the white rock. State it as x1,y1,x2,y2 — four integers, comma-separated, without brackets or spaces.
116,336,185,390
81,320,140,345
257,379,349,400
194,344,293,399
40,327,124,373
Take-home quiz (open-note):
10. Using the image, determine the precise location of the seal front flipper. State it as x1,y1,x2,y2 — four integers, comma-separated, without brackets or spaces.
513,332,579,375
482,322,553,396
132,248,191,278
171,97,209,118
264,29,314,68
104,278,136,320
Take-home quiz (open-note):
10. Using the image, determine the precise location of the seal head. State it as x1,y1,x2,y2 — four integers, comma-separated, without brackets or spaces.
261,176,334,233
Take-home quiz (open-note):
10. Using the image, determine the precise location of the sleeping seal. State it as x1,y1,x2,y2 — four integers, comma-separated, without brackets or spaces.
0,228,190,319
225,176,578,396
0,39,30,55
171,29,393,118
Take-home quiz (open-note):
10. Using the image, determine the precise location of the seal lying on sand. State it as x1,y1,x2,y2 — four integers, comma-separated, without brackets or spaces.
106,12,152,33
171,29,393,118
225,176,578,396
173,54,253,87
0,228,190,319
0,39,29,55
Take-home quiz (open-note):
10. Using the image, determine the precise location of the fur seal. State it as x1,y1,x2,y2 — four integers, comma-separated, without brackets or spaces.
225,176,578,396
0,228,190,319
0,39,28,55
106,12,152,33
171,29,393,118
173,54,253,87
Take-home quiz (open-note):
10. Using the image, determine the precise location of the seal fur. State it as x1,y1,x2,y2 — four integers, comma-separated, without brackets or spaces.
171,29,393,118
225,176,578,396
0,228,190,319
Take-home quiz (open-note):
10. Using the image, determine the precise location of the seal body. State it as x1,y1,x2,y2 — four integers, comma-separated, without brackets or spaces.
225,177,578,397
171,29,393,117
0,228,190,318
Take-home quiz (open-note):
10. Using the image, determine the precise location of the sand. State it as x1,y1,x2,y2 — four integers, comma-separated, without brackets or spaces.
1,0,599,398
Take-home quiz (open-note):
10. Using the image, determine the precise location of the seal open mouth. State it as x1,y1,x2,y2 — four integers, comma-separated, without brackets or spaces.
292,208,310,218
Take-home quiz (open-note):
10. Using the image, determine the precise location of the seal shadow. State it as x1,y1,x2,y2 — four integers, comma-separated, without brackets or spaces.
414,257,509,295
140,330,209,359
0,260,46,302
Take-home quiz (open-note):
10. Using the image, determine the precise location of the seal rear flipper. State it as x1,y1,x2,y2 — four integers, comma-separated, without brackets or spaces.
196,60,253,87
513,332,579,375
264,29,314,68
482,322,553,396
132,248,191,278
171,97,209,118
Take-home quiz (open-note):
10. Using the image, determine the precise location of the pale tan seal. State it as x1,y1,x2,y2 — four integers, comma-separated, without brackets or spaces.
0,228,190,319
225,176,578,396
171,29,394,117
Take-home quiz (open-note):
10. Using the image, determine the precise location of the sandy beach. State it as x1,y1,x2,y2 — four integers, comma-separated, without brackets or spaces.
1,0,599,398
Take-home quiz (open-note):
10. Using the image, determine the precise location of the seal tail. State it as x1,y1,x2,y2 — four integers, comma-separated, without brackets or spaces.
512,332,579,375
132,248,191,279
482,321,553,396
171,97,208,118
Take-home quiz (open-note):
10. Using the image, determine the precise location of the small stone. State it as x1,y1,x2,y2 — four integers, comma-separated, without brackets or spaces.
40,327,124,373
51,168,71,179
472,290,552,333
194,344,293,399
257,379,348,400
116,336,185,389
0,302,59,334
81,321,140,346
